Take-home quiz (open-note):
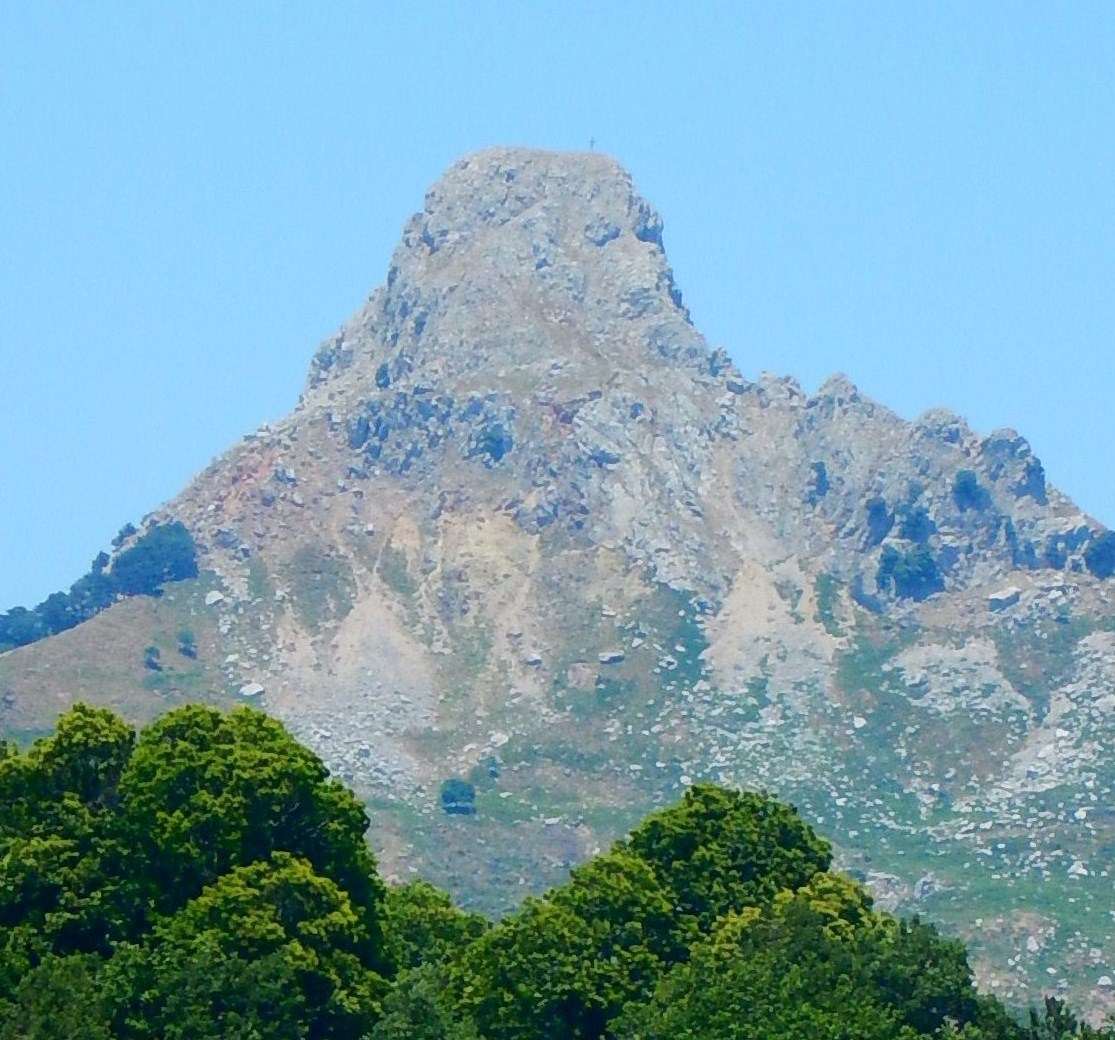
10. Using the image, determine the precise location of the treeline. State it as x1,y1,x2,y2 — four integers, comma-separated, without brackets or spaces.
0,704,1109,1040
0,522,197,653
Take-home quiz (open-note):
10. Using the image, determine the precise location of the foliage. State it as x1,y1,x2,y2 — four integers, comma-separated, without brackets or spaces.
878,543,944,600
897,503,937,543
615,877,1027,1040
107,854,386,1040
0,703,392,1039
452,850,677,1040
35,592,77,638
0,954,111,1040
111,524,137,549
439,777,477,815
1027,996,1114,1039
370,965,479,1040
65,569,116,622
865,496,894,546
110,521,198,597
621,782,832,933
1084,530,1115,579
0,607,45,652
0,521,199,652
383,880,489,971
808,460,830,504
13,701,135,808
1,707,1110,1040
0,705,139,977
814,572,843,635
117,705,388,960
105,933,308,1040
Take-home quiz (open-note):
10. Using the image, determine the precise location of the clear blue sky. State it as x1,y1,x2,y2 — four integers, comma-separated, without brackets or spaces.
1,2,1112,610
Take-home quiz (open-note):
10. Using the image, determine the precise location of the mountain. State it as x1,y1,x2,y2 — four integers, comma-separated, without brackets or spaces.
2,147,1113,1014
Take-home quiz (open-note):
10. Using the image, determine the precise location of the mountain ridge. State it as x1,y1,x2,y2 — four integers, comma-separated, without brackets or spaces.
2,147,1113,1013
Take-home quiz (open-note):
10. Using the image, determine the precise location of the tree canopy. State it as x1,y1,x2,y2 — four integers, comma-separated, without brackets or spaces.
0,703,390,1039
621,782,832,933
0,705,1110,1040
0,520,199,652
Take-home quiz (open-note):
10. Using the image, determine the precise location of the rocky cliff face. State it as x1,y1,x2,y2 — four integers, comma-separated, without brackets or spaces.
2,148,1113,1013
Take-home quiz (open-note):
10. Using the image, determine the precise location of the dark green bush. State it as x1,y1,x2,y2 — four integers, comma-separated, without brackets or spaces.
1084,530,1115,579
439,778,476,815
0,522,198,653
111,522,198,597
897,505,936,544
0,607,44,651
878,545,943,600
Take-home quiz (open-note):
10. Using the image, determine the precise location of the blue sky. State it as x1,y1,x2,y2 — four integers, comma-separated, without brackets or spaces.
1,2,1112,609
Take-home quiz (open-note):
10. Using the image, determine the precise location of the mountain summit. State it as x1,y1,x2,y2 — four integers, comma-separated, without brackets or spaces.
310,147,695,390
3,149,1113,1013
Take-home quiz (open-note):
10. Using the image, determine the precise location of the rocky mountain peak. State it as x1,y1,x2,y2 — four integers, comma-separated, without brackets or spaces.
306,148,700,406
404,147,667,262
814,372,863,406
199,148,1106,603
5,149,1114,1016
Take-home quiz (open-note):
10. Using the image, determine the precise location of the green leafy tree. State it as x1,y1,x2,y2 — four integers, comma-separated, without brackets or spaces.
868,915,983,1034
65,568,116,622
110,520,198,596
8,703,134,809
383,880,489,971
5,718,1111,1040
35,592,79,636
0,954,111,1040
370,965,480,1040
1023,995,1115,1039
116,705,389,971
878,543,943,600
439,777,476,816
0,521,196,653
0,607,44,651
621,783,831,934
453,850,677,1040
769,871,877,940
615,876,1009,1040
0,706,138,983
107,854,386,1040
105,933,306,1040
898,503,936,543
865,496,894,546
954,470,991,512
0,703,406,1039
550,851,682,963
